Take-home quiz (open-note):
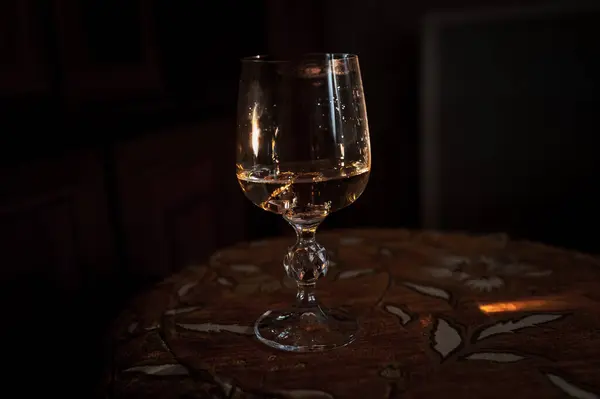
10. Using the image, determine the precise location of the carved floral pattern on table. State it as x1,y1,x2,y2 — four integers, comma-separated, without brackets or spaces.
110,229,600,398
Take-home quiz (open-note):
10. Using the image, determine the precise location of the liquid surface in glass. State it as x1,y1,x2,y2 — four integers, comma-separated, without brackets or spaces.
237,160,369,223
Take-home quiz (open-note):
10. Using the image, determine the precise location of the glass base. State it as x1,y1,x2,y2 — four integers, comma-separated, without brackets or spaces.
254,305,359,352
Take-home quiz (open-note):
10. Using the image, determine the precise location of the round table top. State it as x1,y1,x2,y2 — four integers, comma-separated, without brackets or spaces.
110,229,600,398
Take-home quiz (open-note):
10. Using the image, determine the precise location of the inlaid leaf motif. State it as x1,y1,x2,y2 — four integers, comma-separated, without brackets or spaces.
384,305,411,325
337,268,375,279
123,364,189,376
465,352,525,362
230,264,261,273
217,277,234,286
380,248,393,257
178,323,254,335
546,373,599,399
477,314,564,340
440,255,470,268
128,322,138,333
164,306,201,316
271,390,334,399
464,276,504,292
403,282,450,301
177,281,197,297
379,365,407,380
431,318,461,359
127,322,158,333
213,375,234,397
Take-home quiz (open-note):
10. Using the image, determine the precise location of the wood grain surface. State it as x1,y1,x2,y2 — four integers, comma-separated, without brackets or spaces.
109,229,600,398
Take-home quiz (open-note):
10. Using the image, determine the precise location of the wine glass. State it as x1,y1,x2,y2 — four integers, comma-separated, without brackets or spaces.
236,53,371,352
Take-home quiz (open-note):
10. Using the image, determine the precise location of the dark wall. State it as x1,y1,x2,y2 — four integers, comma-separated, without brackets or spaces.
1,2,270,394
0,1,269,177
422,3,600,252
319,0,556,231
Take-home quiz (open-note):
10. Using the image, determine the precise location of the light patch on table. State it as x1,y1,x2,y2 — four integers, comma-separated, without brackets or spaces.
339,236,363,245
177,281,198,297
384,305,411,325
338,268,374,279
230,264,261,273
431,318,461,359
546,373,599,399
164,306,200,316
477,313,564,340
465,352,525,362
403,282,450,300
123,364,189,376
178,323,254,335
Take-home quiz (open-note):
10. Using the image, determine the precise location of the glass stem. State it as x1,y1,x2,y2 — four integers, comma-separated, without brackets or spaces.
296,282,318,308
287,221,326,309
292,222,319,245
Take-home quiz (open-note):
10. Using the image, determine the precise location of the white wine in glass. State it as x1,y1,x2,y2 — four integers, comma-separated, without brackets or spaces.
236,54,371,352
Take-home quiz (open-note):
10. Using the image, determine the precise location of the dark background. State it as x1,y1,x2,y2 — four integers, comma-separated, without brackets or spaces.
1,0,599,395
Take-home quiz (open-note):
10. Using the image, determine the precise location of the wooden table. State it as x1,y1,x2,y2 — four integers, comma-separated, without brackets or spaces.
109,229,600,398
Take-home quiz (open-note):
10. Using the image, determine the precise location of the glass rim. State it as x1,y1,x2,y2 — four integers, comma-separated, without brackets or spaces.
240,53,359,63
